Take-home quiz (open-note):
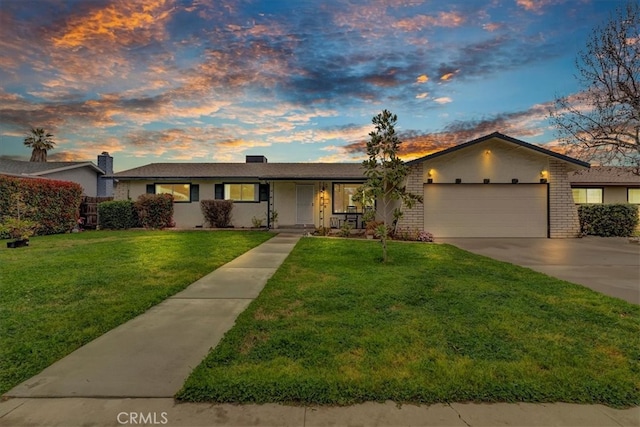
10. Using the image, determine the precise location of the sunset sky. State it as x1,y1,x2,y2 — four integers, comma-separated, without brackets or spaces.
0,0,623,172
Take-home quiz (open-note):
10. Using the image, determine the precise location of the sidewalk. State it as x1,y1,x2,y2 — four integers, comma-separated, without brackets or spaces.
1,232,638,427
1,398,638,426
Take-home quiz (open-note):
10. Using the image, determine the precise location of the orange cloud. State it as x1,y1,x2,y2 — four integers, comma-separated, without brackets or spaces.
394,11,465,31
416,74,429,83
440,72,456,81
52,0,174,48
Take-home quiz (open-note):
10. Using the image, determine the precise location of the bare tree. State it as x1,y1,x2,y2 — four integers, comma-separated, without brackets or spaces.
24,128,55,162
550,1,639,173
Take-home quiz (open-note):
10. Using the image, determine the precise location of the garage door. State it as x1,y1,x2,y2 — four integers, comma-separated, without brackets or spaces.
424,184,547,238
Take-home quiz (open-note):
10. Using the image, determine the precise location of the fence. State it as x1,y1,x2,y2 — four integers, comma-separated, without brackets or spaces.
80,196,113,229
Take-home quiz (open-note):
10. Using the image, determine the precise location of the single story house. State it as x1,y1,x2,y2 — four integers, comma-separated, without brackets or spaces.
569,166,640,205
112,132,590,238
0,152,114,197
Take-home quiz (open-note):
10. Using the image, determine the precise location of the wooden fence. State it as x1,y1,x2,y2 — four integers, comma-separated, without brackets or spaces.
80,196,113,229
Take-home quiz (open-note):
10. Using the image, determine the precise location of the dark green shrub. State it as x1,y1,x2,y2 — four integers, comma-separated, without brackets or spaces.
201,200,233,228
578,204,639,237
134,194,174,229
0,175,83,236
98,200,136,230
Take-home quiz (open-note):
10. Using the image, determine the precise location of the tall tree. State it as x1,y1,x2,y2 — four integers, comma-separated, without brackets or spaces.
356,110,422,263
24,128,55,162
550,1,639,173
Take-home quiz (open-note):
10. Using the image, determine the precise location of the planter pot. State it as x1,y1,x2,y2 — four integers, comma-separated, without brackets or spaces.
7,239,29,248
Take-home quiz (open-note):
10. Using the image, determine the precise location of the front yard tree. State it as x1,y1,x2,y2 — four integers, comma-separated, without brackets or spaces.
357,110,422,263
24,127,56,162
550,1,640,173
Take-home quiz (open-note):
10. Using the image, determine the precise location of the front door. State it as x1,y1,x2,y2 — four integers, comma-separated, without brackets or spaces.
296,185,314,225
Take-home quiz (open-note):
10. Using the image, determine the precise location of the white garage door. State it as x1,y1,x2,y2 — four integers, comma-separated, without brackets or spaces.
424,184,547,238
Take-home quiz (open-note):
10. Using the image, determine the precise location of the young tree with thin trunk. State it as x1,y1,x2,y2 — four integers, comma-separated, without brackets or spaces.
356,110,422,263
24,128,55,162
550,1,640,174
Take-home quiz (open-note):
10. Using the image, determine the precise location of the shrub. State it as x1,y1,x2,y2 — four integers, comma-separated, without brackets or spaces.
134,194,175,229
0,175,83,236
201,200,233,228
98,200,136,230
392,227,434,242
578,204,639,237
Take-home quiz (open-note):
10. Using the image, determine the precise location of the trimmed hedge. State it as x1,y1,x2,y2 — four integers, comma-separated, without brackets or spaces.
578,204,639,237
98,200,136,230
98,194,175,230
134,194,174,229
201,200,233,228
0,175,83,236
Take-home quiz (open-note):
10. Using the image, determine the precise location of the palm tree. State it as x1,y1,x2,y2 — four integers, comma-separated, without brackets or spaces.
24,128,55,162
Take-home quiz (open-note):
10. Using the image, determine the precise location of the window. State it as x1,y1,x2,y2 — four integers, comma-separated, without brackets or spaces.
332,183,371,213
224,183,258,202
628,188,640,204
155,183,192,202
572,188,603,204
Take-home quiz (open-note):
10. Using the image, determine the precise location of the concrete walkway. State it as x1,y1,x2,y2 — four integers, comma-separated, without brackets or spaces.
2,232,639,426
5,233,301,398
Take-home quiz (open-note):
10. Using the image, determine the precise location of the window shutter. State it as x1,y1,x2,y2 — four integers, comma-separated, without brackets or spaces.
146,184,155,194
214,184,224,200
190,184,199,202
259,183,269,201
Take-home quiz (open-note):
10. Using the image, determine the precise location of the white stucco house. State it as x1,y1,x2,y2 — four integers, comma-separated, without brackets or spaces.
0,152,114,197
112,132,591,238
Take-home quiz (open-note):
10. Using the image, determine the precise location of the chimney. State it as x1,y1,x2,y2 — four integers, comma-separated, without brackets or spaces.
97,152,114,197
245,155,268,163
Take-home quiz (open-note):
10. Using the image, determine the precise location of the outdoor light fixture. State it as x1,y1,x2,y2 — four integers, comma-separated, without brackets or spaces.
540,178,548,183
427,178,433,184
455,178,462,184
428,169,434,177
512,178,519,184
483,178,490,184
540,169,548,178
485,149,491,155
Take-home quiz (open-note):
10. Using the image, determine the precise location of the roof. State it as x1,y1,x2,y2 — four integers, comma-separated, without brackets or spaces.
0,158,104,176
407,132,590,168
113,162,365,180
569,166,640,186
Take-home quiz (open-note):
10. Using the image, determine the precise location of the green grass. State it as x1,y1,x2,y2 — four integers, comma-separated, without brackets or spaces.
178,238,640,407
0,230,273,395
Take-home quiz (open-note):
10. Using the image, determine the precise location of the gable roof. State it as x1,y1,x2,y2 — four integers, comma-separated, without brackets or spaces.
569,166,640,186
407,132,590,168
0,158,105,176
113,162,365,181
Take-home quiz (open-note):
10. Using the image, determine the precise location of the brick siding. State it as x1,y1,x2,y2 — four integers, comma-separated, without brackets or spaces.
396,163,424,231
549,159,581,238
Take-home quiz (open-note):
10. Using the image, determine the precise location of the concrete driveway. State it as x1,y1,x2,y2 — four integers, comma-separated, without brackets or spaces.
439,237,640,305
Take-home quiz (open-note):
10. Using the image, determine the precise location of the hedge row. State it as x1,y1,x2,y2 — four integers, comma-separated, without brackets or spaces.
98,194,174,230
578,204,639,237
0,175,83,236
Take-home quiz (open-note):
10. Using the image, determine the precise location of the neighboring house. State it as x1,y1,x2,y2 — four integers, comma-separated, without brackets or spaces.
569,166,640,205
113,132,590,238
0,152,114,197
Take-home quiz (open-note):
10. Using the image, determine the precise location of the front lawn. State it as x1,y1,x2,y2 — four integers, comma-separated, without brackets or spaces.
0,230,272,395
178,238,640,407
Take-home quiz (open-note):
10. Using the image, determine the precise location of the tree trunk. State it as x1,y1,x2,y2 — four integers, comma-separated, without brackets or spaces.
29,148,47,162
